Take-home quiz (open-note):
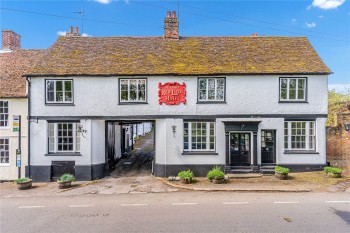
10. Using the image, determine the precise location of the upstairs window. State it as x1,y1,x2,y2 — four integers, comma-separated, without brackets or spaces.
46,80,73,103
0,101,9,127
48,122,80,153
184,122,215,151
198,78,225,102
284,121,315,151
120,79,147,103
280,78,306,101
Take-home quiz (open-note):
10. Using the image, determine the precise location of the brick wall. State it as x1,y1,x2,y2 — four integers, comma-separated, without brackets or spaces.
327,128,350,175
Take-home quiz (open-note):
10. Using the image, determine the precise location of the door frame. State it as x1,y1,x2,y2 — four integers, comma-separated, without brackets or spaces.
228,131,253,166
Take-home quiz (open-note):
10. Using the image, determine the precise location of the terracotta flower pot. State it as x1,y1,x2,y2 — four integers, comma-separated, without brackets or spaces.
327,172,342,178
212,177,225,184
17,179,33,190
58,180,72,189
275,172,288,180
180,178,192,184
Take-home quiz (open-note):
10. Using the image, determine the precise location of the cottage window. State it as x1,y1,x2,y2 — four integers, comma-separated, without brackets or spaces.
198,78,225,102
280,78,306,101
46,80,73,103
284,121,315,150
48,123,80,153
0,138,9,164
120,79,147,103
184,122,215,151
0,101,9,127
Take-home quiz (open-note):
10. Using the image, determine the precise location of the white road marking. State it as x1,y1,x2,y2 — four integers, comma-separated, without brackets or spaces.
274,202,299,204
121,204,148,207
18,206,45,209
69,205,94,208
325,201,350,203
172,203,198,206
223,202,249,205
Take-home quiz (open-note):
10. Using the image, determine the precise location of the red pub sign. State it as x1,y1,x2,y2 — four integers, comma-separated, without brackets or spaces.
158,82,186,105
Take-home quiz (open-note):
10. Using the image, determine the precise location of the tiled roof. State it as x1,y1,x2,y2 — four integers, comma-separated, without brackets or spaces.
0,50,45,98
28,36,331,76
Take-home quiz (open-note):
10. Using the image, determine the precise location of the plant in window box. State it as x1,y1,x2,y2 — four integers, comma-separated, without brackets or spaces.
57,173,75,189
274,166,289,180
207,166,226,184
178,170,194,184
15,177,33,190
324,166,343,178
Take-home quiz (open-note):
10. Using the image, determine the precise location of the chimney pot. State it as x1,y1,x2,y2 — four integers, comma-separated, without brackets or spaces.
75,27,79,34
172,11,176,18
167,11,171,18
2,30,21,50
70,26,73,33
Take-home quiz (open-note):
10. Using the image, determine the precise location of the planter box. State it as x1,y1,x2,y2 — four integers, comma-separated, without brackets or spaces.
275,172,288,180
327,172,342,178
180,178,192,184
212,177,225,184
16,179,33,190
58,180,72,189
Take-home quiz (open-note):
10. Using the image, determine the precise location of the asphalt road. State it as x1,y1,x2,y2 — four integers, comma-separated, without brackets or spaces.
1,192,349,233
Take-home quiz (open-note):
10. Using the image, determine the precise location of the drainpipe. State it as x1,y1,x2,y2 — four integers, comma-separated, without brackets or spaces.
26,76,31,178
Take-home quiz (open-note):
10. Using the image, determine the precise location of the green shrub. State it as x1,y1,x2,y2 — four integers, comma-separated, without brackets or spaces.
324,166,343,174
15,177,31,184
59,173,75,182
178,170,194,183
275,165,289,175
207,166,225,181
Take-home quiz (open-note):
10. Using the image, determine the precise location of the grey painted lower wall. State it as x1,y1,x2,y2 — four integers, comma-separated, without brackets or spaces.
153,163,224,177
30,166,51,182
92,163,106,180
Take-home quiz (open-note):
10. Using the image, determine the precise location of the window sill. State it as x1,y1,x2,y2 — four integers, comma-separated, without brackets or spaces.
0,164,10,167
197,101,226,104
119,102,148,105
182,151,218,155
279,101,308,103
45,103,75,106
45,153,81,156
284,150,319,154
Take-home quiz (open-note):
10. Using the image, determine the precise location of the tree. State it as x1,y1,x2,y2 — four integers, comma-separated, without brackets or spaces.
327,89,350,126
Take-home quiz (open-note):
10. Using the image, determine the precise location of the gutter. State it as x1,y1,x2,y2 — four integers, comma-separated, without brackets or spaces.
26,76,31,178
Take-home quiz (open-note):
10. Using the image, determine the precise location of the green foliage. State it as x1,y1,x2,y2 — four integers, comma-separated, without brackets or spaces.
275,165,289,175
327,90,350,126
15,177,31,184
207,166,225,181
59,173,75,182
178,170,194,183
324,166,343,174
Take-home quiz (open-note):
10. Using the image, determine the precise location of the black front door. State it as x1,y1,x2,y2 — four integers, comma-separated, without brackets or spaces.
229,133,251,166
261,130,276,163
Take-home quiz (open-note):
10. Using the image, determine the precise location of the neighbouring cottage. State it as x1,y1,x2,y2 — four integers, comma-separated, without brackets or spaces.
0,30,45,180
25,11,331,182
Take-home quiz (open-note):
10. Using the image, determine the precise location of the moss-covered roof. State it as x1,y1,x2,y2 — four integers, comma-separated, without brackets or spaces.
28,36,331,76
0,49,45,98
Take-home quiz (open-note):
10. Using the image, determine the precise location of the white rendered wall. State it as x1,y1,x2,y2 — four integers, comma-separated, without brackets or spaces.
30,75,328,117
0,99,28,180
91,120,105,164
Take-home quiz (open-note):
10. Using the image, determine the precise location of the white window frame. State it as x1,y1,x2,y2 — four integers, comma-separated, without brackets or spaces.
198,78,225,102
0,101,9,128
184,122,215,152
280,78,306,101
119,78,147,103
46,80,73,103
0,138,10,165
48,122,80,153
284,121,316,151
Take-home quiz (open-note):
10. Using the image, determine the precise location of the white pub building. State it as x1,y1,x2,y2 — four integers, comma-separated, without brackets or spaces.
26,12,331,181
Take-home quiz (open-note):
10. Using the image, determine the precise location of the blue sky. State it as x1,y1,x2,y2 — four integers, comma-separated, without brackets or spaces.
1,0,349,91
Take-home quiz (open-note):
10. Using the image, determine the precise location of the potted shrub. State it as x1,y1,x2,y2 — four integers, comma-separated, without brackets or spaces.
15,177,32,190
57,173,75,189
324,166,343,178
274,165,289,180
207,166,225,184
178,170,194,184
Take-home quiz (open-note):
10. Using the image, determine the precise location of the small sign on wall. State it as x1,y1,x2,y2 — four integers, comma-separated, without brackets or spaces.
158,82,186,105
13,115,20,132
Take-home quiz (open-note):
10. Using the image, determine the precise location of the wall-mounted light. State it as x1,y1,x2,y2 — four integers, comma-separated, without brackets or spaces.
172,125,177,137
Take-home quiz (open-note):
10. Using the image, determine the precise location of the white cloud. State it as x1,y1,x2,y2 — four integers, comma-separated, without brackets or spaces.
291,18,297,23
318,15,324,18
94,0,112,4
82,33,93,37
305,22,316,28
309,0,346,10
57,31,67,36
328,84,350,94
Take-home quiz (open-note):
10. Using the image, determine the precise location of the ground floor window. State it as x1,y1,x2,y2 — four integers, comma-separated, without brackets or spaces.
284,121,315,150
183,122,215,151
48,122,80,153
0,138,9,164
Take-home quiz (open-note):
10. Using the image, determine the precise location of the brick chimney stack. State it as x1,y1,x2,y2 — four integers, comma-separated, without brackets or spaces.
2,30,21,50
164,11,179,40
66,26,80,37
